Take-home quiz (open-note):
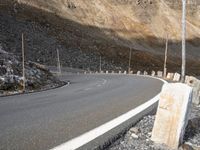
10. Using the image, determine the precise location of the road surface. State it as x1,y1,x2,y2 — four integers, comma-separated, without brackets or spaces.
0,74,163,150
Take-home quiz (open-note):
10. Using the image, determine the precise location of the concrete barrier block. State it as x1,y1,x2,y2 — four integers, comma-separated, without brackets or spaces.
157,71,163,77
137,71,141,75
119,71,121,74
106,71,109,74
144,71,148,75
151,83,192,149
111,71,115,74
185,75,190,83
185,76,200,105
151,71,155,77
166,73,174,80
124,71,127,74
129,71,133,74
173,73,181,82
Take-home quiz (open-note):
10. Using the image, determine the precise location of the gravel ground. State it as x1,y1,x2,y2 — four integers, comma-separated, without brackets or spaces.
108,105,200,150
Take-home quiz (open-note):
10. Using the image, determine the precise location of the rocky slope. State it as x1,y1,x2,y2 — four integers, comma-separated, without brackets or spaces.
0,0,200,74
0,45,64,95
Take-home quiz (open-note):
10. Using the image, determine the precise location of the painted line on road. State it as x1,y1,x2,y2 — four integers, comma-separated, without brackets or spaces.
52,76,167,150
102,79,107,85
60,82,71,89
84,88,92,91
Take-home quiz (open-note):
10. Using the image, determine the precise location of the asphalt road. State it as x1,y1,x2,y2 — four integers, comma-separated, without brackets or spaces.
0,74,163,150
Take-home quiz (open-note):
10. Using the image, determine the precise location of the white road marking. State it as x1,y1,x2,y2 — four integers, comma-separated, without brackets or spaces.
84,88,91,91
60,82,70,89
52,76,167,150
102,79,107,85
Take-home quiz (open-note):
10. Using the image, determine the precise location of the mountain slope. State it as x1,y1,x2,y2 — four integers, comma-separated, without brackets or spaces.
0,0,200,74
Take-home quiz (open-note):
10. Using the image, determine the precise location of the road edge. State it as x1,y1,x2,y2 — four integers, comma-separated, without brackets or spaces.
52,75,167,150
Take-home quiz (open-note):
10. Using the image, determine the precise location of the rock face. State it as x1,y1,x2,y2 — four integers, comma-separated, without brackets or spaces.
151,83,193,149
0,46,64,94
0,0,200,74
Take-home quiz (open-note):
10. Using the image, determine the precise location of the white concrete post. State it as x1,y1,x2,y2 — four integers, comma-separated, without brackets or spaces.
137,71,141,75
157,71,163,77
151,71,155,77
152,83,192,149
185,76,200,105
144,71,148,75
167,73,174,80
173,73,181,82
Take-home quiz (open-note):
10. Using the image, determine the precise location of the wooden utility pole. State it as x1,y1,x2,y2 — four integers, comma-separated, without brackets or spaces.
99,55,102,73
163,34,168,78
181,0,186,82
128,48,132,73
57,49,61,75
22,33,25,92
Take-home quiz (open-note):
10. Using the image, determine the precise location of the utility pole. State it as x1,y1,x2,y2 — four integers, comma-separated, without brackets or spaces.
21,33,25,92
128,48,132,73
181,0,186,82
57,49,61,75
163,34,168,78
99,55,102,73
87,50,91,71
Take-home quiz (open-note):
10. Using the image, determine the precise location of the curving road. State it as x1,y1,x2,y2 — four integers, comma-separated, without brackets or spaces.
0,74,163,150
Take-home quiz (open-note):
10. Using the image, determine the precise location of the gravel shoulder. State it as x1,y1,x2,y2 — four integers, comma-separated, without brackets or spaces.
108,105,200,150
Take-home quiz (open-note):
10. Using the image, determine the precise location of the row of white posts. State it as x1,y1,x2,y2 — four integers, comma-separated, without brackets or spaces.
83,70,182,83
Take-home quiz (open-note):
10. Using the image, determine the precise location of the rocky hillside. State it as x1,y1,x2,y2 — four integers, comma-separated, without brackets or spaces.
0,0,200,74
0,45,64,95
